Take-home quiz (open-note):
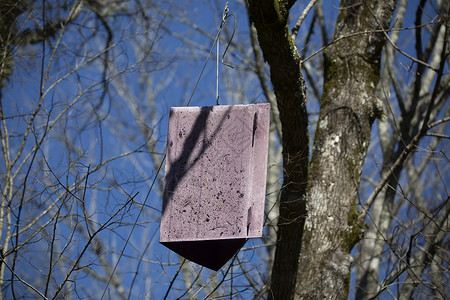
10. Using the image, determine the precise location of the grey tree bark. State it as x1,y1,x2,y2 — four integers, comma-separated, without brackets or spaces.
248,0,396,298
296,1,396,298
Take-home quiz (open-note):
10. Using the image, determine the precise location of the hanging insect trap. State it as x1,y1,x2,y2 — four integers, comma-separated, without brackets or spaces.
160,103,270,270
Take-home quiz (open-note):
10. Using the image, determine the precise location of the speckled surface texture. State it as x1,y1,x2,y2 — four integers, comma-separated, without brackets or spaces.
160,103,270,270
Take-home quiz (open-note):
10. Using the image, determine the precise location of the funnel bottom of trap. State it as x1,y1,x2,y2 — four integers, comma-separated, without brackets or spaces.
160,238,246,271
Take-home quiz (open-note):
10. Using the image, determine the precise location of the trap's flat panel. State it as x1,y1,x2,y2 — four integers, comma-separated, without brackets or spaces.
160,103,270,256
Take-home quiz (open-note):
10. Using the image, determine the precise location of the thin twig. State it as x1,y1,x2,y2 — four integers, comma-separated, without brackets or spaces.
163,259,185,300
204,253,238,299
425,133,449,139
0,257,48,299
291,0,319,41
52,193,137,299
302,24,439,71
360,25,448,221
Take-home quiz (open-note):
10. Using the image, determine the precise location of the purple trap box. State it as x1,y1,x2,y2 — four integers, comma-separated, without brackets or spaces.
160,103,270,270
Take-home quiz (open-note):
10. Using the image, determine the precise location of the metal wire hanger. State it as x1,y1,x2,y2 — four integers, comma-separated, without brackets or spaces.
216,0,236,105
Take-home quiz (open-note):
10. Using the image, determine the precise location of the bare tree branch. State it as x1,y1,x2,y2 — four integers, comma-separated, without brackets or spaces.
291,0,319,41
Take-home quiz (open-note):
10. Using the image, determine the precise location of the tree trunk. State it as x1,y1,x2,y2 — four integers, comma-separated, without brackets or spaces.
247,1,309,299
296,1,396,299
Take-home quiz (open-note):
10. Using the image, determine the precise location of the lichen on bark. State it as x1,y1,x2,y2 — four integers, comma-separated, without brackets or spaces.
297,1,396,299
